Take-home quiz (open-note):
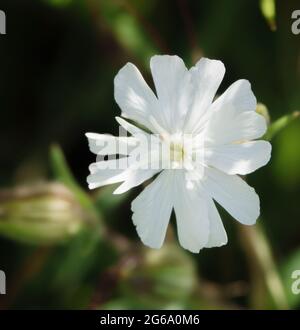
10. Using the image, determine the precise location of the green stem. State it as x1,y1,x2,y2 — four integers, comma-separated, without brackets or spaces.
264,111,300,141
239,223,289,309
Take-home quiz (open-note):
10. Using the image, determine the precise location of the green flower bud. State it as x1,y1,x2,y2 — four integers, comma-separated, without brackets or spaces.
260,0,276,31
0,183,86,245
115,243,197,309
256,103,271,125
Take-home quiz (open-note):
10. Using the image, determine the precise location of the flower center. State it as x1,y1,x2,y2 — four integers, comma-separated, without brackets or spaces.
170,141,184,163
160,133,194,169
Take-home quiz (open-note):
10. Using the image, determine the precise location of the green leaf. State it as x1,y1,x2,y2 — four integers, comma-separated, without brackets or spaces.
99,1,158,66
19,227,118,308
49,227,114,291
50,144,101,223
260,0,276,31
263,111,300,141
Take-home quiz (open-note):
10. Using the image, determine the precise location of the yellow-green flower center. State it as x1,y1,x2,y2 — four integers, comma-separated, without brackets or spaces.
170,141,184,162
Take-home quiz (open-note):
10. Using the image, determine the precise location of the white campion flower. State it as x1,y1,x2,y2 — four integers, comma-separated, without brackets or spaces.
86,55,271,253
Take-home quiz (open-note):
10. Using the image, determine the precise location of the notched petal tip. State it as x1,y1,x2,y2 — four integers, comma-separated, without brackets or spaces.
244,188,260,226
261,140,272,168
206,234,228,249
87,182,98,190
244,196,260,226
236,79,257,110
255,113,268,138
115,116,131,131
150,54,182,62
223,79,257,112
85,132,99,139
132,213,164,250
141,237,164,250
184,245,203,254
114,62,136,82
115,116,130,132
217,239,228,247
195,57,226,70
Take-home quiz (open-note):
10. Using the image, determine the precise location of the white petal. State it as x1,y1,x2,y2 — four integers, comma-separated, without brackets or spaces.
88,154,158,193
150,55,191,132
85,133,137,155
204,80,266,144
88,118,163,194
173,171,209,253
131,170,174,249
205,198,228,248
113,143,164,194
211,79,257,113
113,169,159,194
202,141,272,175
184,58,225,133
115,116,163,164
114,63,166,134
87,159,130,189
202,167,260,225
115,116,146,136
206,111,267,146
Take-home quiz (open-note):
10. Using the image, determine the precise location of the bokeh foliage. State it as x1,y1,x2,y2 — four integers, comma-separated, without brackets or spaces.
0,0,299,309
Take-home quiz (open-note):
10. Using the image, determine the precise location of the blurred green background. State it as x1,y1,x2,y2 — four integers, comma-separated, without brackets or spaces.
0,0,299,309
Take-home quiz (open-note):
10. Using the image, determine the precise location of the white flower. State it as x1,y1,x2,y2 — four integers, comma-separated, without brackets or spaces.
86,55,271,253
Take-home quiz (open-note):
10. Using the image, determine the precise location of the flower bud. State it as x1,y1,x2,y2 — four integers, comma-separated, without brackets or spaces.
115,243,197,308
256,102,271,125
0,183,86,245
